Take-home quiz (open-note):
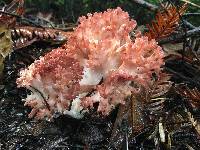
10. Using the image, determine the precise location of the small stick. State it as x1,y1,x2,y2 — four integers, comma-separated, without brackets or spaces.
131,0,158,11
159,27,200,44
0,10,44,28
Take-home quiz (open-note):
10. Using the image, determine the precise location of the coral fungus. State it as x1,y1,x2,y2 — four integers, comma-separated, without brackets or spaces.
17,7,164,120
17,48,84,119
66,7,136,73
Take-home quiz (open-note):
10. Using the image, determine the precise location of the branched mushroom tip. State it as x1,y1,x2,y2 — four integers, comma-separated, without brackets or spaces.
16,7,164,120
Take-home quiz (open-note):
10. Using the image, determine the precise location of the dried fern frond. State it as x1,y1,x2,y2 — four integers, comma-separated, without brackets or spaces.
11,26,73,50
146,73,172,114
150,73,172,100
172,85,200,136
110,73,172,143
176,85,200,108
145,3,187,40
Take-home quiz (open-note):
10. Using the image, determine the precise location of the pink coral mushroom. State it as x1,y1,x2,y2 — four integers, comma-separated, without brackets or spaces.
16,7,164,120
66,7,136,71
17,48,83,120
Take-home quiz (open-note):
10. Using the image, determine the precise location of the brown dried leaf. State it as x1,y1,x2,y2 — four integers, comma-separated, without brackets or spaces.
0,26,12,58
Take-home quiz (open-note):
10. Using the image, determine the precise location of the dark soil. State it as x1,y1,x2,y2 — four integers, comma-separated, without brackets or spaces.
0,39,200,150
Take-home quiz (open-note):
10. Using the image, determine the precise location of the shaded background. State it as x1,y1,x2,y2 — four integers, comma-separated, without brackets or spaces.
0,0,199,26
0,0,200,149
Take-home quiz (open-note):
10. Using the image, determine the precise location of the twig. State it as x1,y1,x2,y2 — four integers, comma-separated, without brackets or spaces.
0,10,44,28
180,0,200,8
183,20,196,29
0,10,75,31
165,67,200,88
130,0,158,11
159,27,200,44
52,26,75,31
183,13,200,17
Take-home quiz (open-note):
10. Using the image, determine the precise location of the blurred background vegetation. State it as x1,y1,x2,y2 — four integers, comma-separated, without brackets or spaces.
0,0,199,26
